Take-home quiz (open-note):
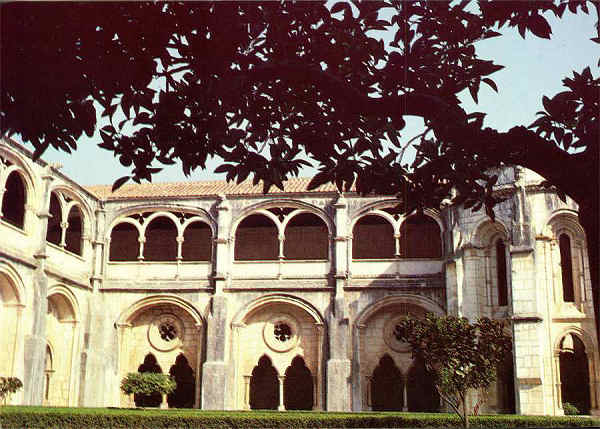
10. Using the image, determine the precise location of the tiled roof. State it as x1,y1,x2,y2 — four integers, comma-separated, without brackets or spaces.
85,177,342,200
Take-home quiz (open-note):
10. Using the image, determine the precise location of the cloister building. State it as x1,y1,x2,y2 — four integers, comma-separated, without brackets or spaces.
0,139,598,415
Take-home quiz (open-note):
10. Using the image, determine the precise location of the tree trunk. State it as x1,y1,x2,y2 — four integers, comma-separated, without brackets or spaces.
462,393,469,429
578,203,600,349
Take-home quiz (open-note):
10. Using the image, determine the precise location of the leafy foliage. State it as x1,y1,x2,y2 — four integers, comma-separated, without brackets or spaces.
1,406,599,429
395,315,512,428
120,372,176,397
563,402,581,416
0,377,23,405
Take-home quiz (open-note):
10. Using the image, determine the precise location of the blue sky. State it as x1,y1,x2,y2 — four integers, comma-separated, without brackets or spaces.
19,8,599,185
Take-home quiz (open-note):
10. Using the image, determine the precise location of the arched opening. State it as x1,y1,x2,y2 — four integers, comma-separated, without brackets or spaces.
2,171,26,229
110,223,139,261
65,205,83,255
559,234,575,302
559,334,591,414
249,355,279,410
371,354,403,411
399,214,442,258
407,358,439,412
167,353,195,408
283,213,328,260
235,214,279,261
353,215,394,259
283,356,313,410
144,216,178,261
46,192,62,246
496,239,508,306
135,353,163,407
496,351,516,413
0,272,20,378
43,345,53,404
182,221,212,261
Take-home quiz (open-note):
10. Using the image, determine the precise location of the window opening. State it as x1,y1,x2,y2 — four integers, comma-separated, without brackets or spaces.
235,214,278,261
353,215,394,259
284,213,328,260
559,234,575,302
109,223,139,261
2,171,26,229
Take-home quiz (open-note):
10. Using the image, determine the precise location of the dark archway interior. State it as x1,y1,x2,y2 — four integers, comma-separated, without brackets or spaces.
2,171,26,229
399,215,442,258
560,335,591,414
65,205,83,255
109,223,139,261
182,221,212,261
167,353,195,408
353,215,395,259
284,213,328,260
371,354,403,411
46,192,62,245
144,216,178,261
135,353,163,407
283,356,313,410
559,234,575,302
406,358,439,412
496,351,516,413
496,239,508,306
235,214,279,261
249,355,279,409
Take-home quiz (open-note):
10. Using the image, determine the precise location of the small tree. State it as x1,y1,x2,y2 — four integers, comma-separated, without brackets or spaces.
395,314,512,428
0,377,23,405
120,372,176,408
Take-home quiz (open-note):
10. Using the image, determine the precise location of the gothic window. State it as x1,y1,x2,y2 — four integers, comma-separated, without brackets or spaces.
64,205,83,255
406,358,439,412
167,354,195,408
144,216,177,261
109,223,139,261
135,353,163,407
371,354,403,411
249,355,279,410
283,356,313,410
283,213,328,260
46,192,62,245
352,215,394,259
399,214,442,258
2,171,26,229
182,221,212,261
559,234,575,302
496,239,508,306
235,214,278,261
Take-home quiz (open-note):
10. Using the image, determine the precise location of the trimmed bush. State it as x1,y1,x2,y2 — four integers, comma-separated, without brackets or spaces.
1,407,599,429
563,402,580,415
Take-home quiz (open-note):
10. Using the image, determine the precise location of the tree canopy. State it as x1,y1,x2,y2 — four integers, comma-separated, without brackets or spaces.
1,1,599,337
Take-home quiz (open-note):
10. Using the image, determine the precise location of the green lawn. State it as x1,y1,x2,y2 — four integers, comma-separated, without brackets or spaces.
1,406,598,428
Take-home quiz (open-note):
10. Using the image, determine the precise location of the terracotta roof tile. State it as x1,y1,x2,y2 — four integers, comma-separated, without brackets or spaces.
85,177,342,200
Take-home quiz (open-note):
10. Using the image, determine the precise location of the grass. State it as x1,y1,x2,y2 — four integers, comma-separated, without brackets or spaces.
1,405,598,428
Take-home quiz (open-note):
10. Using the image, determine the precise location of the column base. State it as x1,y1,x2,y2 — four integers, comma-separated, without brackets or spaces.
326,359,351,411
201,361,227,410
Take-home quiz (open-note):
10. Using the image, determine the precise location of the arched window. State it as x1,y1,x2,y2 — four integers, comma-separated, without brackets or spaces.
182,221,212,261
235,214,279,261
249,355,279,410
64,205,83,255
284,213,328,260
46,192,62,246
496,239,508,306
559,234,575,302
406,358,439,412
109,223,139,261
399,215,442,258
371,354,403,411
2,171,26,229
144,216,178,261
283,356,313,410
352,215,394,259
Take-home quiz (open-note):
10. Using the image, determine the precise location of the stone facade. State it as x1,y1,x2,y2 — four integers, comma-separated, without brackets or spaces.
0,139,598,415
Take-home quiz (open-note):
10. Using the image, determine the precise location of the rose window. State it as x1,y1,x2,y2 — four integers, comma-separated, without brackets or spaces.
274,323,292,342
159,323,177,342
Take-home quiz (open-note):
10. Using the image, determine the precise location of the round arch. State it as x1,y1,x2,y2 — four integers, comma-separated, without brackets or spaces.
117,294,205,328
355,294,445,328
349,211,396,234
0,146,38,205
553,326,598,352
232,294,326,327
47,285,80,322
471,219,510,248
0,261,26,304
48,185,95,237
543,210,585,240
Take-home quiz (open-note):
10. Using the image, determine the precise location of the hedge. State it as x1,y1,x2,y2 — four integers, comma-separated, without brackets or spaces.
1,406,598,428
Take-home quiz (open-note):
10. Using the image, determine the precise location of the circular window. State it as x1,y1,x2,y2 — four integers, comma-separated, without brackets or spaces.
263,314,299,352
383,315,412,353
148,314,184,351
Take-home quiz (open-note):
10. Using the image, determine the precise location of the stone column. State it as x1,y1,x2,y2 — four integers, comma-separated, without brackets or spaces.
243,375,251,409
327,193,351,411
278,375,285,410
314,323,324,410
22,168,54,405
201,195,230,409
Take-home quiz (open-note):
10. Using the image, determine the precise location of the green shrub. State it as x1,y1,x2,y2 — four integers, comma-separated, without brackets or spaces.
563,402,580,415
0,377,23,405
1,407,599,429
120,372,176,397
